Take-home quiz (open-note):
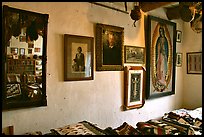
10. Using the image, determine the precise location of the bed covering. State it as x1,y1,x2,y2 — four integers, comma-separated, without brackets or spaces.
24,107,202,135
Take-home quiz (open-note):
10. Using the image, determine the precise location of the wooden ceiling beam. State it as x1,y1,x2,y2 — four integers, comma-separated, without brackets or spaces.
140,2,175,12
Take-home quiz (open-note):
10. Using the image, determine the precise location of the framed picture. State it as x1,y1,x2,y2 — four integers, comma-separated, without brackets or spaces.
187,52,202,74
11,48,18,55
95,23,124,71
28,48,32,54
125,45,145,64
145,15,176,99
124,66,145,110
34,48,41,52
19,48,25,55
64,34,94,81
176,30,182,43
176,52,182,67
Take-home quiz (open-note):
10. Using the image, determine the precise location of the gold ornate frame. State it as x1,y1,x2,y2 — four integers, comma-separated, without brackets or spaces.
95,23,124,71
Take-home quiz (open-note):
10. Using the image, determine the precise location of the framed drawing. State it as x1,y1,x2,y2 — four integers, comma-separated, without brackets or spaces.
176,52,182,67
176,30,182,43
95,23,124,71
187,52,202,74
145,15,176,99
124,66,145,110
64,34,94,81
125,45,145,64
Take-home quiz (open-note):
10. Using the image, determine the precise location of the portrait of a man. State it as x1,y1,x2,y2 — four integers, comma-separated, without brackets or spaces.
102,30,122,65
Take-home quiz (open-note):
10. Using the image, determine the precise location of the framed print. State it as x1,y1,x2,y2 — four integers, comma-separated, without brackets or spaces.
64,34,94,81
176,30,182,43
11,47,18,55
19,48,25,55
176,52,182,67
28,48,32,54
95,23,124,71
187,52,202,74
125,45,145,64
124,66,145,110
145,15,176,99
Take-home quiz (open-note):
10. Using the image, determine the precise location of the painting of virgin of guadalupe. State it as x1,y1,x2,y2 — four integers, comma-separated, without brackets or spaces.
146,15,176,99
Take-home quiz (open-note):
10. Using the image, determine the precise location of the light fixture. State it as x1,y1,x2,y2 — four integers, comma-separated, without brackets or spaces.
130,2,141,27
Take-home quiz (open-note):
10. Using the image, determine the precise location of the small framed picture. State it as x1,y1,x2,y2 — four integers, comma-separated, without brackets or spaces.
187,52,202,74
125,45,145,64
176,52,182,67
123,66,145,110
34,48,41,52
19,48,25,55
19,35,26,42
28,42,34,48
11,48,18,55
28,48,33,54
176,30,182,43
64,34,94,81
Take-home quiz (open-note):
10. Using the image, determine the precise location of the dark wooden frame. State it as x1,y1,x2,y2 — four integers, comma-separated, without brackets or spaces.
64,34,94,81
187,52,202,74
125,45,145,64
2,5,49,110
145,15,176,99
95,23,124,71
124,66,145,110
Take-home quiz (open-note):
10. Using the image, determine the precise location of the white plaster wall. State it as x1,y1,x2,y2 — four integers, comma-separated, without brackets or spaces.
2,2,187,135
182,22,202,109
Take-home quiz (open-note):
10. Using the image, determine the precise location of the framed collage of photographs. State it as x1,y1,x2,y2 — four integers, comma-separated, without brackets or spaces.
187,52,202,74
145,15,176,99
124,66,145,110
95,23,124,71
64,34,94,81
125,45,145,64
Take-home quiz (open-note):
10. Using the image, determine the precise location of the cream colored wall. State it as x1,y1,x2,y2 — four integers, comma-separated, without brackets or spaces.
182,22,202,109
2,2,196,135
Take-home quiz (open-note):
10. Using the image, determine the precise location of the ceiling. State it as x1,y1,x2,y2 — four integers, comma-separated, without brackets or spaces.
91,2,202,33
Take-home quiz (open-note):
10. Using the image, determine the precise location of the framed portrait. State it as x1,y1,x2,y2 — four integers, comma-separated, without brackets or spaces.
95,23,124,71
64,34,94,81
176,52,182,67
176,30,182,43
145,15,176,99
125,45,145,64
124,66,145,110
187,52,202,74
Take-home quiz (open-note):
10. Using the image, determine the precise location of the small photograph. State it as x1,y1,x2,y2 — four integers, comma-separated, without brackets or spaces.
176,52,182,67
19,35,26,42
125,46,145,64
28,42,34,48
19,48,25,55
28,48,33,54
34,48,41,52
